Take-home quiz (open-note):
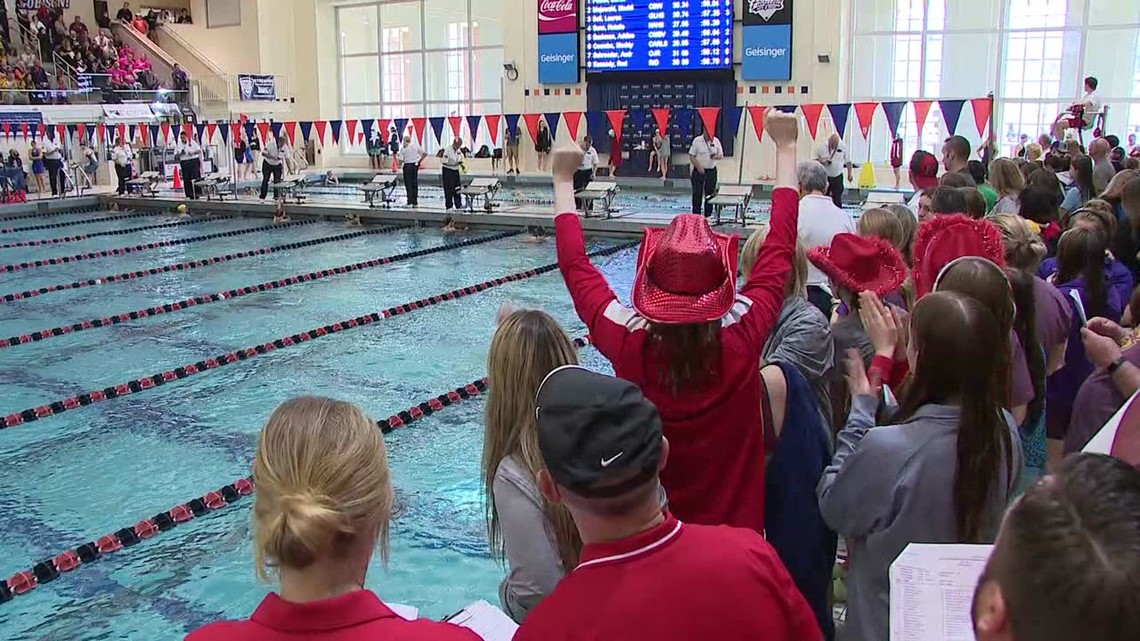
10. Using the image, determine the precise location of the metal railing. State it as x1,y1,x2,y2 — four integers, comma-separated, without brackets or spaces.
0,84,190,106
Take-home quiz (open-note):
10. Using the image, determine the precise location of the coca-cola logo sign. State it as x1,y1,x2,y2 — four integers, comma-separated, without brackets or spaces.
538,0,578,35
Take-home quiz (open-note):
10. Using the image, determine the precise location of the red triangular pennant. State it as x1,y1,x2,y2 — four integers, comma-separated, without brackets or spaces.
20,123,29,140
800,104,824,139
160,122,171,143
605,110,626,138
563,111,583,141
447,116,462,139
182,123,193,140
97,123,107,143
76,123,87,141
410,117,427,145
747,105,767,142
206,122,217,144
485,114,502,146
256,121,270,143
375,119,390,144
972,98,993,138
913,100,933,133
651,108,670,137
696,107,720,136
116,123,126,143
523,113,543,143
314,121,328,146
2,123,9,139
346,119,359,144
854,102,879,139
231,122,243,144
56,124,67,142
283,121,296,145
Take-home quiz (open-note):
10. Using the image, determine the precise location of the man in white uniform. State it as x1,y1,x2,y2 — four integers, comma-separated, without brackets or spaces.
112,138,134,195
573,135,599,210
441,137,464,211
814,133,852,208
688,128,723,217
396,134,426,206
41,136,65,196
176,131,203,200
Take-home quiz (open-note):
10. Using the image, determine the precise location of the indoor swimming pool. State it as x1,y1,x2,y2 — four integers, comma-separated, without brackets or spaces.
0,207,636,640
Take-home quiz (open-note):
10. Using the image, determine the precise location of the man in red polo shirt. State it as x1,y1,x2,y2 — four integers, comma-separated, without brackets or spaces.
517,366,822,641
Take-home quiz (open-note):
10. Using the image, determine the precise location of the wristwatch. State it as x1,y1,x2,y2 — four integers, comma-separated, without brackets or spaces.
1108,356,1128,375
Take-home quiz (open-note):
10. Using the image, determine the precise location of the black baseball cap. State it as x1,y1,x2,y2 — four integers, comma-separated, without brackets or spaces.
536,366,663,498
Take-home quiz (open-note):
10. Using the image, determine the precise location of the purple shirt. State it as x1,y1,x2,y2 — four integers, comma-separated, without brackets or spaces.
1011,334,1035,408
1065,340,1140,454
1038,256,1133,310
1033,275,1073,351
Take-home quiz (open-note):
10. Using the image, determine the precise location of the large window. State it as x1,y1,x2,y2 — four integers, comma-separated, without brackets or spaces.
849,0,1140,159
336,0,503,150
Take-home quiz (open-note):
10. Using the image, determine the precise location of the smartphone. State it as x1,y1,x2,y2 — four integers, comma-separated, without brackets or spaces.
1069,289,1088,327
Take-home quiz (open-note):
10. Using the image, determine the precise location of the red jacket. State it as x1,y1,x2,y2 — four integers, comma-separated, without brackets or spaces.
515,513,822,641
186,591,479,641
555,187,799,534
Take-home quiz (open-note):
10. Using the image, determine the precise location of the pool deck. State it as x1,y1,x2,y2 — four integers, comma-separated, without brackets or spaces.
1,169,905,239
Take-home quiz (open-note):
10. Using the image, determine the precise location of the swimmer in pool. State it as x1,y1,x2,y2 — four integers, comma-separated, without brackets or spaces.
273,200,290,223
522,226,548,243
442,215,467,233
345,212,362,226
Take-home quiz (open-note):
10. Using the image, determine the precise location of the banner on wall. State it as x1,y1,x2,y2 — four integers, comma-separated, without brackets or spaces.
538,0,578,34
16,0,70,9
0,112,43,125
237,74,277,101
538,33,580,84
741,0,793,81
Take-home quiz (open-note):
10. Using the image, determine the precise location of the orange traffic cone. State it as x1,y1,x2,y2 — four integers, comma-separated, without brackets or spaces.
172,165,183,190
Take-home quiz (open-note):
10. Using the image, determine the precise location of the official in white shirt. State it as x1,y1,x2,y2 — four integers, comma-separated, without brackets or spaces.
573,135,598,210
814,133,852,208
1053,76,1102,141
396,134,427,206
259,135,283,200
41,137,65,196
441,137,465,211
176,131,203,200
796,160,856,316
112,138,134,195
688,128,723,216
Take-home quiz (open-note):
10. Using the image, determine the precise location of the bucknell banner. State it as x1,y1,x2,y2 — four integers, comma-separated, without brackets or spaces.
538,0,578,35
743,0,792,26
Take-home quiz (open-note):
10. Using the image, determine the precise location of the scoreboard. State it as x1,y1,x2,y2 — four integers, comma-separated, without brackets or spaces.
585,0,734,73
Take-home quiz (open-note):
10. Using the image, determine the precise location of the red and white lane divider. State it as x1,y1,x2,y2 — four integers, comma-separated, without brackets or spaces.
0,220,317,273
0,215,235,249
0,224,408,303
0,336,591,603
0,241,636,429
0,230,520,350
0,205,100,223
0,210,159,235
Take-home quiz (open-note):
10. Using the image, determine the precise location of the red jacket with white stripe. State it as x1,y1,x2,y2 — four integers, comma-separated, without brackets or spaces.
554,187,799,534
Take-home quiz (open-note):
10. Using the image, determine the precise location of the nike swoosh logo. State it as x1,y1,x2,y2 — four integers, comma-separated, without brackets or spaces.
600,452,624,467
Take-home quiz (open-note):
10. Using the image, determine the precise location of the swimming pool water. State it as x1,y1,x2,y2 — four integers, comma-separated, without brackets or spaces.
0,209,635,640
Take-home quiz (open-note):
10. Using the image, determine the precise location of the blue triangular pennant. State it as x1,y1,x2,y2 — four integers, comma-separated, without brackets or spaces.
244,122,256,142
361,118,375,143
827,103,851,137
195,122,207,142
630,109,647,132
939,99,966,136
328,120,342,143
466,115,482,141
428,117,446,145
881,101,906,139
544,112,562,140
128,124,137,142
149,124,161,145
504,114,521,139
776,105,798,113
270,121,283,140
724,107,743,139
394,118,409,137
66,124,77,137
299,121,312,143
675,108,694,137
586,111,607,142
219,121,230,143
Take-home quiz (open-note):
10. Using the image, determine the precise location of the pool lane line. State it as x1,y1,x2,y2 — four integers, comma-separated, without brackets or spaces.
0,335,592,602
0,219,319,273
0,242,636,429
0,230,521,350
0,215,237,249
0,223,408,303
0,210,162,235
0,205,100,223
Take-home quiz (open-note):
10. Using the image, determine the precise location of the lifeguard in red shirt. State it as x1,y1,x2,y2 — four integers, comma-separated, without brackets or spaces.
186,397,478,641
516,366,822,641
550,109,802,535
